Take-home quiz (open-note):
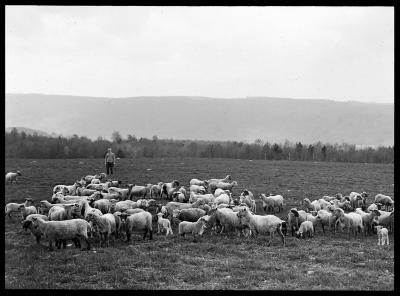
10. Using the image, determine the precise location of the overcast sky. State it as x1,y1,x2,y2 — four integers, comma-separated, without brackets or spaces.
5,6,394,103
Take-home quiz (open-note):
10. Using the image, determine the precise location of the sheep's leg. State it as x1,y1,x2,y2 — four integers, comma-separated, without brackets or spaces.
143,228,148,240
277,227,285,246
49,240,54,251
126,230,131,242
148,229,153,240
158,224,161,234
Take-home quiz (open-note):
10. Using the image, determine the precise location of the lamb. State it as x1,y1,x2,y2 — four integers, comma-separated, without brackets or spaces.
296,221,314,238
355,208,381,235
315,209,335,234
161,180,180,199
173,208,207,222
129,184,152,200
190,178,209,188
156,212,173,237
332,208,364,237
178,216,208,238
374,194,394,211
19,203,38,220
259,194,283,213
239,190,256,213
375,225,389,246
21,214,49,244
150,183,163,199
5,198,33,218
214,207,250,237
189,184,207,195
31,216,91,251
209,181,238,194
86,212,117,247
5,171,22,184
48,203,81,221
236,207,286,246
117,211,153,241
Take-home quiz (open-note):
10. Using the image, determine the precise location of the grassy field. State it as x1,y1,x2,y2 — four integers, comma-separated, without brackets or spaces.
5,157,394,289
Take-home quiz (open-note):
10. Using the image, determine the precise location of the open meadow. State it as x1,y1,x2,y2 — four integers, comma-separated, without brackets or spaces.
5,157,394,290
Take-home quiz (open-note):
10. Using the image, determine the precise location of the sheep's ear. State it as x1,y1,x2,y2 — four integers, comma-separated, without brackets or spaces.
290,209,299,217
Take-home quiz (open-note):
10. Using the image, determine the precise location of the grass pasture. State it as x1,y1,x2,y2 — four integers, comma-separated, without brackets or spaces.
5,157,394,290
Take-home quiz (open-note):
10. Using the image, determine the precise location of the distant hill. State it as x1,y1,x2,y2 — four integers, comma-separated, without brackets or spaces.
5,93,394,146
5,126,60,138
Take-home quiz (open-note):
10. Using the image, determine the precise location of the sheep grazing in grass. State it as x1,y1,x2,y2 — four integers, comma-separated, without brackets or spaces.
160,200,204,219
31,216,91,251
48,203,82,221
375,225,389,246
19,203,38,220
5,171,22,184
156,212,173,237
332,208,363,238
237,207,286,246
348,192,368,210
173,208,207,223
21,214,49,244
374,194,394,211
296,221,314,238
5,198,33,218
178,216,208,238
239,190,256,213
259,194,284,214
209,181,238,194
315,209,335,234
189,178,209,188
86,212,117,248
213,207,251,237
355,208,381,235
117,211,153,241
161,180,180,199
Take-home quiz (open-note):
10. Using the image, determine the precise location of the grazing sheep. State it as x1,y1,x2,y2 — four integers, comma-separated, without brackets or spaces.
332,208,363,237
189,192,215,204
173,208,207,222
286,208,309,236
19,203,38,220
315,209,335,234
5,171,22,184
189,178,209,188
213,188,230,197
150,183,163,199
48,203,81,221
21,214,49,244
5,198,33,218
214,193,232,206
156,212,173,236
189,184,207,195
296,221,314,238
259,194,284,213
86,212,117,247
376,210,394,233
161,180,180,199
374,194,394,211
237,208,286,246
209,181,238,194
375,225,389,246
355,208,381,235
348,192,367,210
178,216,208,238
31,216,91,251
214,207,250,237
129,184,152,200
117,211,153,241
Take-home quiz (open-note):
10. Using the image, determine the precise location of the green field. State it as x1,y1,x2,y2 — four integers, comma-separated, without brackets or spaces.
5,158,394,289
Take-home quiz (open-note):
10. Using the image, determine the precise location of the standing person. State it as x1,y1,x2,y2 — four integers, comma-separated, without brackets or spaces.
105,148,116,176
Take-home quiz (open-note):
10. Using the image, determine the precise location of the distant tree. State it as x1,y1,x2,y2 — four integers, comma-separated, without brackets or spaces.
321,145,327,160
112,131,122,144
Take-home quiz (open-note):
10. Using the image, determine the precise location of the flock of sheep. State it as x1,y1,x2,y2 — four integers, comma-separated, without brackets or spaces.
5,170,394,251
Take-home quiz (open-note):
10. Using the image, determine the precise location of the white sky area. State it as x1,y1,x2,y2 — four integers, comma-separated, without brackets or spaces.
5,6,394,103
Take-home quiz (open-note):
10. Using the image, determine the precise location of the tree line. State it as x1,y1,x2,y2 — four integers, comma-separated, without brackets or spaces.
5,129,394,164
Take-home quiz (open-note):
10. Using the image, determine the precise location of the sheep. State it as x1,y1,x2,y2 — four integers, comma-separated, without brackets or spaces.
213,188,230,197
31,216,91,251
129,184,152,200
367,202,382,212
108,184,134,201
150,183,163,199
302,198,321,212
315,209,335,234
21,214,49,244
296,221,314,238
178,216,208,238
107,179,122,188
156,212,173,237
172,191,186,203
208,175,232,184
236,208,286,246
189,192,215,204
53,185,69,195
5,171,22,184
178,186,187,195
161,180,180,199
48,203,81,221
79,199,103,220
86,212,117,247
77,188,98,197
239,190,256,213
355,208,381,235
375,210,394,233
189,178,209,188
286,208,309,236
329,199,352,211
117,211,153,241
214,207,250,237
91,198,112,214
374,194,394,211
209,181,238,194
375,226,389,246
51,193,88,204
64,181,83,196
349,192,367,210
5,198,33,218
259,194,283,213
84,173,106,183
332,208,363,237
189,184,207,195
90,178,101,184
160,200,204,219
19,203,38,220
214,192,232,206
173,208,207,223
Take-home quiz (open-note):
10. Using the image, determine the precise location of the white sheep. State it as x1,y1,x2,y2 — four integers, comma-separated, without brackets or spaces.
156,212,173,237
150,183,163,199
172,191,186,203
31,216,91,251
332,208,364,237
173,208,207,222
117,211,153,241
21,214,49,244
189,192,215,204
303,198,321,212
296,221,314,238
5,198,33,218
79,199,103,220
86,212,117,247
161,180,180,199
48,203,81,221
207,175,232,184
315,209,335,234
375,210,394,233
214,192,232,206
374,194,394,211
236,208,286,246
239,190,256,213
19,203,38,220
355,208,381,235
375,225,389,246
213,188,230,197
189,184,207,195
91,198,112,214
367,202,382,212
5,171,22,184
209,181,238,194
349,192,368,209
189,178,209,187
178,216,207,238
214,207,251,237
259,194,283,213
108,184,134,201
129,184,152,200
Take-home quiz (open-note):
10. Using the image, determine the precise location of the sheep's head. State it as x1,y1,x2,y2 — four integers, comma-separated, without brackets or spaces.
17,171,22,176
341,201,351,211
226,175,232,182
290,209,300,218
172,180,180,188
242,189,249,196
21,219,32,231
172,209,181,218
119,213,129,224
361,192,368,198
